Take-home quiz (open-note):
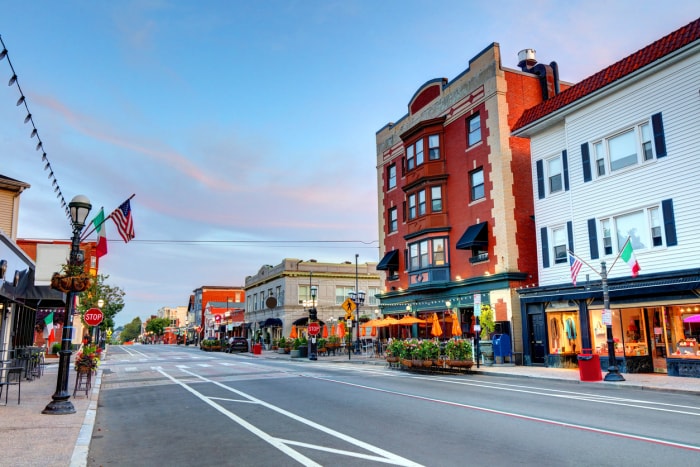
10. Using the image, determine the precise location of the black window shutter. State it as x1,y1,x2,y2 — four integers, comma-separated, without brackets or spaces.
587,218,599,260
402,201,406,222
662,199,677,246
567,221,574,252
536,160,545,199
581,143,592,182
541,227,550,268
652,112,667,158
562,150,570,191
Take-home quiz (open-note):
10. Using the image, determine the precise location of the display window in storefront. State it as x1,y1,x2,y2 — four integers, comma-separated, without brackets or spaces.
547,311,580,354
590,308,648,357
666,306,700,358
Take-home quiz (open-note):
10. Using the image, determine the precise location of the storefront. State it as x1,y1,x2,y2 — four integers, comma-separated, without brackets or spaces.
519,268,700,378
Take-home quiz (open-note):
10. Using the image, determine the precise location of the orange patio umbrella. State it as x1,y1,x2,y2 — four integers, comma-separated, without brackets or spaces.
338,321,346,338
430,313,443,337
451,311,462,337
322,324,329,338
397,315,425,325
331,324,336,336
290,325,297,339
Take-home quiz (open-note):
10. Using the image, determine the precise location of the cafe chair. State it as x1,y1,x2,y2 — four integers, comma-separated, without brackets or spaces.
0,367,23,405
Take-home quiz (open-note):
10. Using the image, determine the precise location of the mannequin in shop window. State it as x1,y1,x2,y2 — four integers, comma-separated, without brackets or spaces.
565,317,577,353
550,317,560,351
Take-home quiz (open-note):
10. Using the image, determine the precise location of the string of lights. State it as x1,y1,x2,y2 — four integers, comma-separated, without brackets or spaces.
0,35,71,224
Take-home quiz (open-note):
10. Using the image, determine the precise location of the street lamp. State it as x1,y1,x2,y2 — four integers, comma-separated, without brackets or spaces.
309,285,318,360
43,194,91,415
96,298,105,349
348,255,366,357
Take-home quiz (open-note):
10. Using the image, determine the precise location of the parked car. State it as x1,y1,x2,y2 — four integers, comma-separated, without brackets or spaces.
226,337,249,353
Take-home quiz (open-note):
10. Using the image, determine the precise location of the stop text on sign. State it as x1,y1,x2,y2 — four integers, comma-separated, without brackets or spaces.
84,307,104,326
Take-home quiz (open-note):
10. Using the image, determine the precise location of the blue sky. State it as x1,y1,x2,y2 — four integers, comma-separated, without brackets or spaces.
1,1,698,327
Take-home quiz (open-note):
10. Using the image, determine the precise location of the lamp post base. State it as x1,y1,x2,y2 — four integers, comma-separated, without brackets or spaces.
42,399,76,415
604,367,626,382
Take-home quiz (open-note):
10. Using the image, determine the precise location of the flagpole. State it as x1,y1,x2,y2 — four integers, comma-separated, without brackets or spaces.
80,194,135,241
608,236,631,272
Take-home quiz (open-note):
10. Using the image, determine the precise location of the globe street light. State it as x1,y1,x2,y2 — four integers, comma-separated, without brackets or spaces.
43,195,92,415
309,285,318,360
96,298,105,349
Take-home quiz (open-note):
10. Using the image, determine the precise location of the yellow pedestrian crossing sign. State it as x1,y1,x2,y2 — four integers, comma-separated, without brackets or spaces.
342,298,356,319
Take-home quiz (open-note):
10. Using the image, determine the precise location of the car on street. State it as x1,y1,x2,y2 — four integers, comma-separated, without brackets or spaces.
226,337,249,353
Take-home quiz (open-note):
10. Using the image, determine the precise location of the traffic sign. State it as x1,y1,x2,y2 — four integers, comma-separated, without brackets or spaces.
308,322,321,336
342,298,357,319
84,308,104,327
215,314,222,323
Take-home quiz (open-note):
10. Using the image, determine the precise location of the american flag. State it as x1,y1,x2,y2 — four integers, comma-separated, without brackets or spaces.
569,253,583,286
111,200,135,243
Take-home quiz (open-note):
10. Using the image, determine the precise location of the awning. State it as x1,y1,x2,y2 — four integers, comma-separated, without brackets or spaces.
376,250,399,271
263,318,283,327
456,221,488,249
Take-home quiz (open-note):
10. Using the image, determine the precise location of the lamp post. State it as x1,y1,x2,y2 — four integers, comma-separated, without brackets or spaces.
601,262,625,381
43,195,91,415
309,285,318,361
96,298,105,349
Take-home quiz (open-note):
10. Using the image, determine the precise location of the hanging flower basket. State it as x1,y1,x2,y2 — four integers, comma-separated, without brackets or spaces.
51,272,92,293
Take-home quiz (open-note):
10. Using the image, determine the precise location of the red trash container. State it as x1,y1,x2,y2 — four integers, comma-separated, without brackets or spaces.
577,349,602,381
253,343,262,355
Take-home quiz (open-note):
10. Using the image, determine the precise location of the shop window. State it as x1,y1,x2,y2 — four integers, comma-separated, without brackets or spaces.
589,308,649,357
665,306,700,357
547,311,581,355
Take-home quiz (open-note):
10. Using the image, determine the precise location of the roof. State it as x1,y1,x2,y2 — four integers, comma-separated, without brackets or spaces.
513,18,700,132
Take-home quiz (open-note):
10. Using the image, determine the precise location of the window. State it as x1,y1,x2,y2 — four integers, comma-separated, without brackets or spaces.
599,206,665,255
415,139,424,167
253,293,258,310
335,286,354,305
552,226,567,264
592,121,656,176
367,287,380,306
408,237,449,271
467,113,481,147
275,286,282,304
298,285,309,305
431,186,442,212
407,144,415,171
388,207,398,233
547,156,563,194
408,194,416,219
433,238,445,265
428,134,440,160
418,189,426,216
387,164,396,190
470,168,484,201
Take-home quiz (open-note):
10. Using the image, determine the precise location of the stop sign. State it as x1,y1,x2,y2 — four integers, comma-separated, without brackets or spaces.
308,322,321,336
84,308,104,326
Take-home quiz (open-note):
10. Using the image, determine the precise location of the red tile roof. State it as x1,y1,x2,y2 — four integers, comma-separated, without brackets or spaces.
513,18,700,131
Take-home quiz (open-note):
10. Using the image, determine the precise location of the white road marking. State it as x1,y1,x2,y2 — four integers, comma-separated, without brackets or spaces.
157,367,423,467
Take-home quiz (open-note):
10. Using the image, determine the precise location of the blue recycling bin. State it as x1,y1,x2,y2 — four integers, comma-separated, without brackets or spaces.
492,334,512,363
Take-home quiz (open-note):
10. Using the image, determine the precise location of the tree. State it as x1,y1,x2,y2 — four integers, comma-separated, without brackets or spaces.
145,317,170,338
120,317,142,343
77,274,125,333
479,304,496,340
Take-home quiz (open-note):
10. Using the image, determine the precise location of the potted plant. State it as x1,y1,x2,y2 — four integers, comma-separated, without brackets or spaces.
317,338,327,355
74,344,102,373
386,340,402,363
445,339,474,368
479,304,496,365
47,342,62,358
420,339,441,366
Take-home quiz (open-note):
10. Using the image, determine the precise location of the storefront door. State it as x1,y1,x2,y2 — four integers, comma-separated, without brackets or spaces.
529,312,545,364
647,308,667,373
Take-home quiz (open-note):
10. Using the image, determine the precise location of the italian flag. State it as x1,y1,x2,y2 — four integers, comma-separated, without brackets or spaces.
620,240,641,277
43,312,55,344
94,208,108,258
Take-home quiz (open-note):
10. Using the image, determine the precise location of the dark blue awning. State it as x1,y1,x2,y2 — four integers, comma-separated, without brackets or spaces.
376,250,399,271
263,318,283,327
456,222,488,249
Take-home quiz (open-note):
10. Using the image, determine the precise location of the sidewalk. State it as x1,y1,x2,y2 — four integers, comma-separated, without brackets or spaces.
3,348,699,467
0,359,102,467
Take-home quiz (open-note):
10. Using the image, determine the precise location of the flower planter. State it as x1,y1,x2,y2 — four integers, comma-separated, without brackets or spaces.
422,359,434,367
447,360,474,369
400,358,412,368
385,356,399,363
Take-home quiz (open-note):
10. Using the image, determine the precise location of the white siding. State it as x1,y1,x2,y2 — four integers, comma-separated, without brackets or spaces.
531,50,700,286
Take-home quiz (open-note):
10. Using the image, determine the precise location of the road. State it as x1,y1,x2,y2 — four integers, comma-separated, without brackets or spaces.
88,345,700,466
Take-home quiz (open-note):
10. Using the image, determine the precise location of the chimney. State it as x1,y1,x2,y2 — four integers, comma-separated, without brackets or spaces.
517,49,560,100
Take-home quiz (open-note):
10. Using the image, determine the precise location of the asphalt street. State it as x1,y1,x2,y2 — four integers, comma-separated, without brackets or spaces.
87,345,700,466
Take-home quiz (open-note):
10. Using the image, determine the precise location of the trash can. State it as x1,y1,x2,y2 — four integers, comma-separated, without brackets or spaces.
577,349,602,381
253,343,262,355
492,334,512,363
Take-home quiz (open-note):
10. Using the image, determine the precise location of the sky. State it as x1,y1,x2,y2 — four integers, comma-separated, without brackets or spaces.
1,1,698,328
